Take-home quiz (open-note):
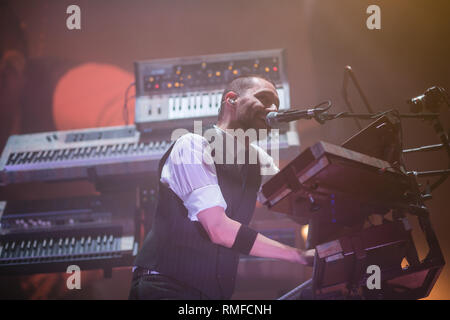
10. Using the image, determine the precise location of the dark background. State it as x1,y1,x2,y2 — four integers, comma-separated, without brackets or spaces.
0,0,449,299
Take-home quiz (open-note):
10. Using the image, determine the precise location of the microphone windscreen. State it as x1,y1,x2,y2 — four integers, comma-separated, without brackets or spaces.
265,112,279,127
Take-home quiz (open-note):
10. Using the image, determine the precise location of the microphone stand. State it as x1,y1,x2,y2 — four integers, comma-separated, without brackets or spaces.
314,111,441,122
403,143,450,153
408,169,450,177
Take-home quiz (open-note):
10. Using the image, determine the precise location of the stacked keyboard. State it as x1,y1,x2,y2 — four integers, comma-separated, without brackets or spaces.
0,125,171,185
0,193,138,275
134,49,294,134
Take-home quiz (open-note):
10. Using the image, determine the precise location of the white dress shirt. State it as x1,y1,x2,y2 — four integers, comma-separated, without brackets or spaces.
160,126,280,221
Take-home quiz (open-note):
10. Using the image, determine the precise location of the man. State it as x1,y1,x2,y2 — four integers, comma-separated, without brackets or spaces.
129,75,312,300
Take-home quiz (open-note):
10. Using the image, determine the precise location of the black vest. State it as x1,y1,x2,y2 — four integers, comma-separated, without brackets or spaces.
133,135,262,299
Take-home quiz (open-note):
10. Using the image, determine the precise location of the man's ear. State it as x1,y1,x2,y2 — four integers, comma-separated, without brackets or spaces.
224,91,238,108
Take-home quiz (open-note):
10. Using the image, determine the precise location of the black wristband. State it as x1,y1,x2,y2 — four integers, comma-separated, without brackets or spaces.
231,225,258,255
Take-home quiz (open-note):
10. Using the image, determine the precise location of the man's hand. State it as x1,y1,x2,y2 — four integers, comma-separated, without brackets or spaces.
294,248,315,266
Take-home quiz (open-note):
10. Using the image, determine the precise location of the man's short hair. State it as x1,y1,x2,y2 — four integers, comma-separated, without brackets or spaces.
218,74,276,120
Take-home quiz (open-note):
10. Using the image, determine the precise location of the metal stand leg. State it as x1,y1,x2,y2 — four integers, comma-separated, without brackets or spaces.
277,278,313,300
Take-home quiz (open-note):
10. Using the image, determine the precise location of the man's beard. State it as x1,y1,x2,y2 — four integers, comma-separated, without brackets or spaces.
238,110,268,131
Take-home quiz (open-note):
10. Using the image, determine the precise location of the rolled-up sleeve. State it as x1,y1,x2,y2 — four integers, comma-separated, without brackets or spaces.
160,133,227,221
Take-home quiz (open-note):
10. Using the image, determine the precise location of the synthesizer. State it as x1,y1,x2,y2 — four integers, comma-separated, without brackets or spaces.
0,125,172,186
0,192,138,275
262,141,413,207
134,49,295,132
261,140,414,234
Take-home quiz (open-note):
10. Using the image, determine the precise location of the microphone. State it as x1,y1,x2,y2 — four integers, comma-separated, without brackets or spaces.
266,107,327,128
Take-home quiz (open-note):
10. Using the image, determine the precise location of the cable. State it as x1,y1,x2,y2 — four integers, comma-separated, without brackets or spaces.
311,100,332,124
313,100,332,112
123,82,135,125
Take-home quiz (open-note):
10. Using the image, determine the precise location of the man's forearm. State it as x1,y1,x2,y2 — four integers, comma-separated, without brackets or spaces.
209,211,304,264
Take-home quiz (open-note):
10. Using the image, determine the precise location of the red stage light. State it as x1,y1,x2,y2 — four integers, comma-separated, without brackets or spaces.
53,63,135,130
